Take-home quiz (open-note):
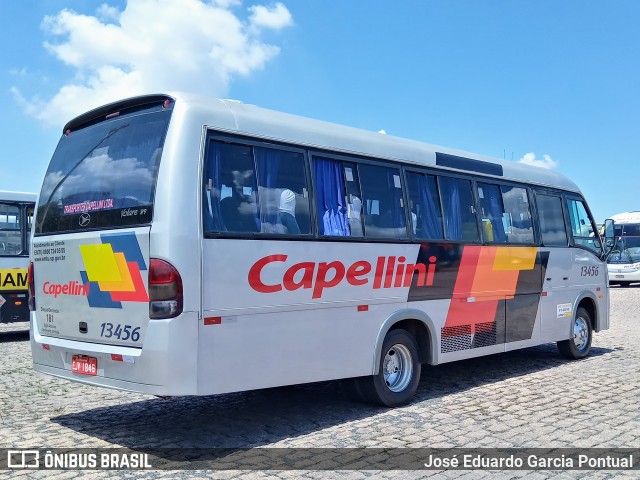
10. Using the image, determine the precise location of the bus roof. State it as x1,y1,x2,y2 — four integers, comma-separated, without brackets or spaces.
0,191,37,202
65,92,583,194
608,212,640,224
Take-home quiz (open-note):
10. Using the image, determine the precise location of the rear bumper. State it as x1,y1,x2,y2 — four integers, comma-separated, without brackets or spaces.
607,268,640,283
1,293,29,323
30,311,199,396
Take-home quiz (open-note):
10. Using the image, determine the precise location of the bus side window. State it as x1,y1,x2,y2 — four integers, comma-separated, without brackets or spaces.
439,177,479,242
359,164,407,240
501,186,534,243
406,172,444,240
477,183,534,244
535,194,568,246
203,141,259,234
203,140,311,236
313,157,364,237
566,198,602,254
254,146,311,235
477,183,507,242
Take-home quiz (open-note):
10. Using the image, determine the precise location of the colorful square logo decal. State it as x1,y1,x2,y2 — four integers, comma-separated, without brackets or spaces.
79,233,149,308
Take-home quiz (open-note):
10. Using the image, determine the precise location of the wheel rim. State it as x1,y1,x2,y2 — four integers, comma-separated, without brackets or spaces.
382,343,413,393
573,316,589,351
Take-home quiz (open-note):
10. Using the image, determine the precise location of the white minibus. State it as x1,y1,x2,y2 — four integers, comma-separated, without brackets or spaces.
30,93,609,406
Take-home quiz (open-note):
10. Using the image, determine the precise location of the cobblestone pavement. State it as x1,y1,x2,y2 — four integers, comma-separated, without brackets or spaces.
1,287,639,479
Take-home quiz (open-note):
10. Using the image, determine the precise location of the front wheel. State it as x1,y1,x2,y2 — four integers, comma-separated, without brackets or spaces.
354,329,421,407
557,306,592,359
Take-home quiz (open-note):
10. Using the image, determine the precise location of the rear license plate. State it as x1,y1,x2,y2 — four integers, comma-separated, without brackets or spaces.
615,275,624,279
71,355,97,376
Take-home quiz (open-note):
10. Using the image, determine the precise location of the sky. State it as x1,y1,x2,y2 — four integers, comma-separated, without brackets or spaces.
1,0,639,223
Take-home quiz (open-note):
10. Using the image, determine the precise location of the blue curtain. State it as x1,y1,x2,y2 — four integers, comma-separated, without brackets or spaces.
483,185,507,242
443,179,462,240
255,147,282,232
314,157,350,236
386,170,406,231
415,174,443,239
256,147,281,189
203,141,225,232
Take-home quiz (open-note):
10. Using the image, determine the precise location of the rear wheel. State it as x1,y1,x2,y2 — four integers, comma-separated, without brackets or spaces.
354,329,421,407
557,306,592,359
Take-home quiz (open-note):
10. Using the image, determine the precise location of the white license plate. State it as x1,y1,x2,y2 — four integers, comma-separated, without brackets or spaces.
615,275,624,279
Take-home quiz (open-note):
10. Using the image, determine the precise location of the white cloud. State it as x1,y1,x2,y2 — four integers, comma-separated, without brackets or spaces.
14,0,293,126
518,152,558,169
249,2,293,31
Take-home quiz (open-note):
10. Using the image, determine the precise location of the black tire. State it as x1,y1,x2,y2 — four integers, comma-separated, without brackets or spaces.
557,306,592,359
353,329,421,407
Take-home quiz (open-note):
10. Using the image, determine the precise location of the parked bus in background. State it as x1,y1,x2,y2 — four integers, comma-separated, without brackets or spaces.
29,94,609,407
0,191,36,325
604,211,640,286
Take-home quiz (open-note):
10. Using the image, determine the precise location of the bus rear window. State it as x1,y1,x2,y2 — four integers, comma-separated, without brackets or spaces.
35,108,171,235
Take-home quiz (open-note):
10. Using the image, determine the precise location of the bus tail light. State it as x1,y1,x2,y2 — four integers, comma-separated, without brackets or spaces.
149,259,183,319
28,262,35,311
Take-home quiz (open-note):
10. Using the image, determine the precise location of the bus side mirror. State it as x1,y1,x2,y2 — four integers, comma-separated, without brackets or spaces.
603,219,614,241
602,219,615,256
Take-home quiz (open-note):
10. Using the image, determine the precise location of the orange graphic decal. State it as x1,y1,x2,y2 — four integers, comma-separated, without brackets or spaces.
444,246,538,333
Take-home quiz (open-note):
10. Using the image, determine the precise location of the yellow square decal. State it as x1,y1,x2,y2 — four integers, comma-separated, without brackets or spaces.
80,244,122,282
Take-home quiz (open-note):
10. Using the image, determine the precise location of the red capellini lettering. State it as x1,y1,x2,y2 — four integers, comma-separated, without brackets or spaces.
248,255,436,299
42,281,90,298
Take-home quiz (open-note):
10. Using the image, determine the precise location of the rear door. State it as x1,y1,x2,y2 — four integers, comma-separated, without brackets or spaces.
33,228,151,347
